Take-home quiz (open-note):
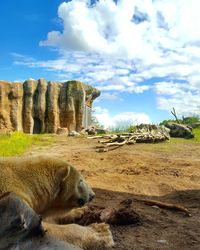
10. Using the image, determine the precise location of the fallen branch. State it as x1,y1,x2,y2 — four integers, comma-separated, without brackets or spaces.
134,198,191,217
96,140,126,148
87,135,107,139
96,145,124,152
90,125,170,152
88,135,117,139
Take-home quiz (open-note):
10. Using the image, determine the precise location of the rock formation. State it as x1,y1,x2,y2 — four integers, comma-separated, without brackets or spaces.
0,79,100,134
165,123,194,139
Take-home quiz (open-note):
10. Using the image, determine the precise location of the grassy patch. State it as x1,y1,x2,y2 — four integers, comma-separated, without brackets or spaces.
192,128,200,142
140,141,176,153
142,128,200,153
168,128,200,144
0,132,54,156
109,125,137,134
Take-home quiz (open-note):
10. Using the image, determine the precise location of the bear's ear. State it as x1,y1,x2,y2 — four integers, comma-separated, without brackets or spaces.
56,166,70,181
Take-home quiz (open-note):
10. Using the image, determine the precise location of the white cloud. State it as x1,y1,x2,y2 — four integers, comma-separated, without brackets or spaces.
96,92,122,102
12,0,200,119
40,0,200,61
40,0,159,60
187,75,200,88
154,81,195,96
39,1,200,91
12,52,149,94
93,106,151,129
154,81,200,117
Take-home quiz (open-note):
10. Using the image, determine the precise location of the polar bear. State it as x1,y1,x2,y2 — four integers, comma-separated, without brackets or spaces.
0,156,114,249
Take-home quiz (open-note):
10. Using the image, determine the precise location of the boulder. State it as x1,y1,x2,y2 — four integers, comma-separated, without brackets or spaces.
57,127,69,135
165,123,194,139
189,123,200,128
95,128,107,134
68,130,81,136
85,126,97,135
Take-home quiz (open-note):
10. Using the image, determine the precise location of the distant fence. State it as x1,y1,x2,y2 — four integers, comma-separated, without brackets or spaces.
83,105,92,128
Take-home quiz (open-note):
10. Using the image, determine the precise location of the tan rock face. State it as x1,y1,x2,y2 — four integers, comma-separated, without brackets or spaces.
0,79,100,134
46,81,61,133
0,81,23,133
23,79,38,133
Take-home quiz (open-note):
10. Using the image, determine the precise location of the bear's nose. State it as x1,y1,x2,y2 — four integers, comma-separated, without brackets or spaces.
89,193,95,202
78,198,86,206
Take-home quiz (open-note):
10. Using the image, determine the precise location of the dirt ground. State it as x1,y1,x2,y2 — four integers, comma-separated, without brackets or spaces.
25,136,200,250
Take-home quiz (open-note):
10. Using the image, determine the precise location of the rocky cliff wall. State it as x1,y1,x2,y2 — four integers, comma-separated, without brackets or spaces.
0,79,100,134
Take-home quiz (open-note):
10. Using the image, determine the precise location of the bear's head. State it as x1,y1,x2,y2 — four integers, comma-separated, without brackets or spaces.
56,165,95,208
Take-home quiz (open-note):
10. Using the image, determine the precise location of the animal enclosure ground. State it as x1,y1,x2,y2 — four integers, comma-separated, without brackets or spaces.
25,136,200,250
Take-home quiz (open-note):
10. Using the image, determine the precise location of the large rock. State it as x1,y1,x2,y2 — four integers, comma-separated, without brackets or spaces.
165,123,194,139
23,79,38,133
33,78,48,133
46,81,61,133
83,84,101,107
0,81,23,133
0,79,99,134
59,81,85,132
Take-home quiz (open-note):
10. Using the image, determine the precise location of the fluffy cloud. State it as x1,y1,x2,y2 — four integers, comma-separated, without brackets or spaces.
154,81,200,116
12,0,200,118
12,52,149,94
96,92,123,101
41,0,200,61
40,0,200,92
94,106,151,129
40,0,160,60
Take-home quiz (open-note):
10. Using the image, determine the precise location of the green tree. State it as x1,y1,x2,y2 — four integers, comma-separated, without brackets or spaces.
182,116,200,124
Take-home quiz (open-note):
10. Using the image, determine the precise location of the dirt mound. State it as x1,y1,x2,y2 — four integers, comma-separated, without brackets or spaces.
75,199,142,226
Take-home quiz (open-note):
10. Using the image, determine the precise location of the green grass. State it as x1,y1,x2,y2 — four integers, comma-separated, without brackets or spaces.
0,132,54,156
192,128,200,142
109,125,137,134
168,128,200,144
142,128,200,153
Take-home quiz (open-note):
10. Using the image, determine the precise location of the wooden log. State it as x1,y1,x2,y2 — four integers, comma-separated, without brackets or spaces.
134,198,191,217
96,140,127,148
106,141,127,147
88,135,117,139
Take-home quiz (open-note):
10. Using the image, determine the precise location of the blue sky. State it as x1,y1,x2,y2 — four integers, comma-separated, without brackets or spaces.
1,0,200,128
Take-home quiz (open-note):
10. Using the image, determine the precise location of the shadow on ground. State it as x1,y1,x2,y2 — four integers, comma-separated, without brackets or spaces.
91,188,200,250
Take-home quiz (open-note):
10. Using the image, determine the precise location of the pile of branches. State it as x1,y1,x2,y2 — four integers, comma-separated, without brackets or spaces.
88,124,170,152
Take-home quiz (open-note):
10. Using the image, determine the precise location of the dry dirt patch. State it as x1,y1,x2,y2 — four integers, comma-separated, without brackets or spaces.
25,136,200,249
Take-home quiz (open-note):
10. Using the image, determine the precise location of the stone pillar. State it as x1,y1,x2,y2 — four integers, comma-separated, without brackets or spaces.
45,81,61,133
9,82,23,131
33,78,47,133
23,79,38,133
0,81,12,132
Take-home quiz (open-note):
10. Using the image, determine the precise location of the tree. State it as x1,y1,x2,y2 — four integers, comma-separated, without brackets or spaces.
171,107,180,124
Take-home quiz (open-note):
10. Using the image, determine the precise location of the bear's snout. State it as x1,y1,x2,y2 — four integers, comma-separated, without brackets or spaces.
78,198,86,206
89,191,95,202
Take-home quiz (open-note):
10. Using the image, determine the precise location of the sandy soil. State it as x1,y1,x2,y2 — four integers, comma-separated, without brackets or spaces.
25,136,200,250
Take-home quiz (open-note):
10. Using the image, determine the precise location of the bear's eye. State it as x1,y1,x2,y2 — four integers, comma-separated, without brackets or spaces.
79,180,85,188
